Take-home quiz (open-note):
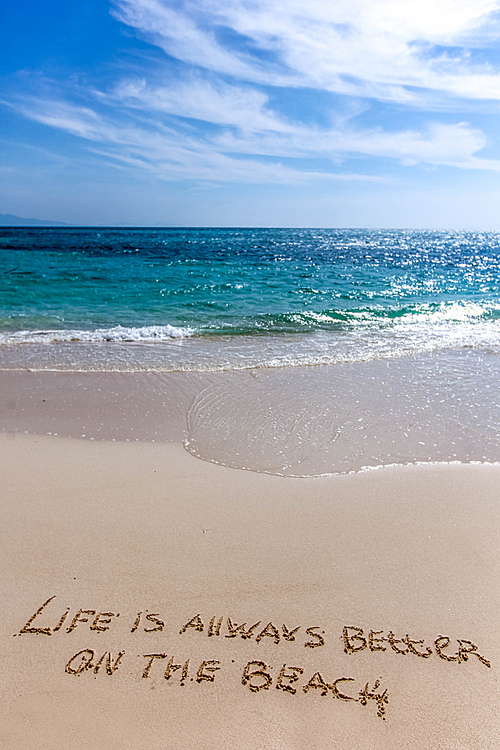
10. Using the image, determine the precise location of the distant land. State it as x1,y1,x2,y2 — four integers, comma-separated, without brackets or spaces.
0,213,69,226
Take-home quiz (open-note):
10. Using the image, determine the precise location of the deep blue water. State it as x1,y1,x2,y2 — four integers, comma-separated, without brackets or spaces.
1,227,499,371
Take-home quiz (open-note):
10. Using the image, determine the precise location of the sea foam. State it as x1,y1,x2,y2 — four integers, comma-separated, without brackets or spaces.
0,324,195,345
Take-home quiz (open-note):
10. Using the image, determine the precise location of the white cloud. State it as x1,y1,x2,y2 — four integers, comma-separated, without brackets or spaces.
5,0,500,186
8,97,372,184
10,86,500,186
109,76,284,132
112,0,500,103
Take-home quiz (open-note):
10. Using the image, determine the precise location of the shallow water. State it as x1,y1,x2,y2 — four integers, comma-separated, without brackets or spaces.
184,350,500,476
1,350,499,477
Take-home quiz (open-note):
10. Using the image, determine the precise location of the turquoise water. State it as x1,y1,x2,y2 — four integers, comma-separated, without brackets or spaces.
1,227,499,473
1,227,500,371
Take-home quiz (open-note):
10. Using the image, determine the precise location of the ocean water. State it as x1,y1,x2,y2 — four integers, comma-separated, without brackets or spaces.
1,227,500,371
1,227,499,475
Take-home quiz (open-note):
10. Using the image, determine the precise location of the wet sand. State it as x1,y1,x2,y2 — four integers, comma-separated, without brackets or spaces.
2,350,500,477
1,421,499,748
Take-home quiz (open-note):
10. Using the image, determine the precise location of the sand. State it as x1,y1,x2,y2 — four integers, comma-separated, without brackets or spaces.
1,421,499,748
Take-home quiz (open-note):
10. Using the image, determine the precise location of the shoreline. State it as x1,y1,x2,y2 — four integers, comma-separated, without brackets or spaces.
1,350,499,476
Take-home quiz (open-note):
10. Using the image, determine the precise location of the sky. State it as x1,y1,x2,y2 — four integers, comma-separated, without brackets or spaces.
2,0,500,227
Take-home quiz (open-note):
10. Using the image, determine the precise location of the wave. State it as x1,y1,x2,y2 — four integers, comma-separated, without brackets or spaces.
0,318,499,374
1,302,499,344
0,324,195,345
1,302,500,374
202,301,500,336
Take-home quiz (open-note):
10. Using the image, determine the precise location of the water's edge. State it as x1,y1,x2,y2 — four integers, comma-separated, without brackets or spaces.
2,349,498,477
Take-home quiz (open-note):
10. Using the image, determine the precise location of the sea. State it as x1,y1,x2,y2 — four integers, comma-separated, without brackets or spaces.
1,226,500,371
1,227,499,475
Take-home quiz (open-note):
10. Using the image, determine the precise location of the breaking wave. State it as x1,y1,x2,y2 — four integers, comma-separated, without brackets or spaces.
0,324,195,345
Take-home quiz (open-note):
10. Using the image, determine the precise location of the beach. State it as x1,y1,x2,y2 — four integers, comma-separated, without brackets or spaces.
3,0,500,737
1,367,499,749
1,227,499,747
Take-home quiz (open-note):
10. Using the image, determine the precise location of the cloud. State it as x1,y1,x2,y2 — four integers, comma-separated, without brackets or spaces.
112,0,500,103
4,0,500,186
9,86,499,186
4,97,349,184
108,76,282,132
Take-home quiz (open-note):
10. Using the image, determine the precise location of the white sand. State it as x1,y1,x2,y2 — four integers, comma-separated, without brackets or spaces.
1,432,499,749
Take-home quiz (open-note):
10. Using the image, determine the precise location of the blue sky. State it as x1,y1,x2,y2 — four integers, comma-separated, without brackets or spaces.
2,0,500,227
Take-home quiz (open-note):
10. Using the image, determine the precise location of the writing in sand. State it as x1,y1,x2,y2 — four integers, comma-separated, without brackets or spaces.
13,596,494,722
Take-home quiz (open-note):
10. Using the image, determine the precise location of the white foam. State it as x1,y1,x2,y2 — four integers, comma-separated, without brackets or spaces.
0,318,499,373
0,324,195,345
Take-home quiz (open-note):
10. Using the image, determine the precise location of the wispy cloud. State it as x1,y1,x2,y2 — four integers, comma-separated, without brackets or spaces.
7,80,500,185
4,0,500,186
112,0,500,102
